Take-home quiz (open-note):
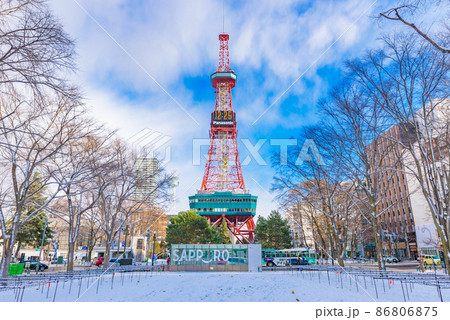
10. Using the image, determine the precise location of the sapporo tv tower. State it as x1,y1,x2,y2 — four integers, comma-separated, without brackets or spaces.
189,32,257,244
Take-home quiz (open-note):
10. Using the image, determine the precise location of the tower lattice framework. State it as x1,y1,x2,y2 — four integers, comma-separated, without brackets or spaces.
199,33,255,243
201,34,245,192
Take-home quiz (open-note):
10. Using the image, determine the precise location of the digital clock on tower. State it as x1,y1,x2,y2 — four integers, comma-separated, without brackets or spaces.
211,111,235,126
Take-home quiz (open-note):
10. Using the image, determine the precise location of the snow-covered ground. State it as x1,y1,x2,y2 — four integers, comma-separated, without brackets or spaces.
0,270,448,302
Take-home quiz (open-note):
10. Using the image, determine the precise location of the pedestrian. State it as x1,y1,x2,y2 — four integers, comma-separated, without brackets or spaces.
167,256,170,265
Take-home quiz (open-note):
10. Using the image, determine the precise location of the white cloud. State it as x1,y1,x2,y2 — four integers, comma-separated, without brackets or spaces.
49,0,392,217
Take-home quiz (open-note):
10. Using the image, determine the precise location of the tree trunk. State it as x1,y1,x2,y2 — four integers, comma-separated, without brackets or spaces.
403,228,411,259
327,225,335,265
0,239,14,278
67,241,75,271
350,231,356,260
87,245,95,262
87,228,96,262
103,237,113,268
0,225,20,278
14,241,22,260
434,223,450,276
371,215,385,271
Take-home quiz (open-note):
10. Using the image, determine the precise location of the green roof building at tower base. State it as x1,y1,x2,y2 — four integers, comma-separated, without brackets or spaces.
189,192,257,216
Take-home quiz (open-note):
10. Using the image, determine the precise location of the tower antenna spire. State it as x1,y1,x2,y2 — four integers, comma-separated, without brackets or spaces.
222,0,225,33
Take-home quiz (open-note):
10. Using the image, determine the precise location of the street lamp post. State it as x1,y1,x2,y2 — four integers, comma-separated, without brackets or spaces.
152,233,156,266
85,242,88,264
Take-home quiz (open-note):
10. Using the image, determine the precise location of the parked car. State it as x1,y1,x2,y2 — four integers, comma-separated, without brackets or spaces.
109,258,123,264
108,258,133,266
94,257,104,266
423,255,441,265
23,260,48,271
356,257,369,263
384,256,399,263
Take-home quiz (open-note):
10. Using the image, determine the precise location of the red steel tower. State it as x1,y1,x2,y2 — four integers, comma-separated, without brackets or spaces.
189,33,257,244
201,33,245,192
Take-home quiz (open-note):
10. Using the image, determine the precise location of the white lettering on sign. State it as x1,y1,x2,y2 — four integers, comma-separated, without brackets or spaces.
172,248,231,264
196,250,203,261
222,250,229,261
213,250,221,261
180,250,187,262
173,249,180,261
188,250,196,261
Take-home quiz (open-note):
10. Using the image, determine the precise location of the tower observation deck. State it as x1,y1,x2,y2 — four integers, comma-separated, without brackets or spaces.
189,33,257,244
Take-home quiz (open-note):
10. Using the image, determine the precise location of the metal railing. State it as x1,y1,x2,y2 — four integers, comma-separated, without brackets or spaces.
262,264,450,302
0,264,165,302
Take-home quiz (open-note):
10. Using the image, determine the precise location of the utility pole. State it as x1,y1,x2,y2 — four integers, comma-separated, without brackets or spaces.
152,233,157,266
116,227,122,264
146,228,151,265
85,240,89,264
381,225,384,254
123,226,128,259
36,218,48,275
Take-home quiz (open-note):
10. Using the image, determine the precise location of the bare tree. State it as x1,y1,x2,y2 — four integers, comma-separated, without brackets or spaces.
283,190,331,263
318,77,404,270
348,33,450,273
0,93,83,277
82,212,103,263
274,71,407,270
0,0,77,98
379,0,449,54
45,124,115,271
90,140,172,268
273,125,356,267
284,192,309,248
0,0,80,276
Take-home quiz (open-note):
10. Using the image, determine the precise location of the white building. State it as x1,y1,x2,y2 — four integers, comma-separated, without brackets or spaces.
404,99,449,256
134,158,159,205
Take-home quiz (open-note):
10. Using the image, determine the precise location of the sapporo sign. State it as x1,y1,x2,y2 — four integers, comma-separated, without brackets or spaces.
172,248,230,264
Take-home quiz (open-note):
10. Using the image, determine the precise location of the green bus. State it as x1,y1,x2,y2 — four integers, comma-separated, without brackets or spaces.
262,248,317,267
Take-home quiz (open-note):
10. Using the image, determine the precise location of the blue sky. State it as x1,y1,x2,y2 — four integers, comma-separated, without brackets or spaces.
49,0,405,217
